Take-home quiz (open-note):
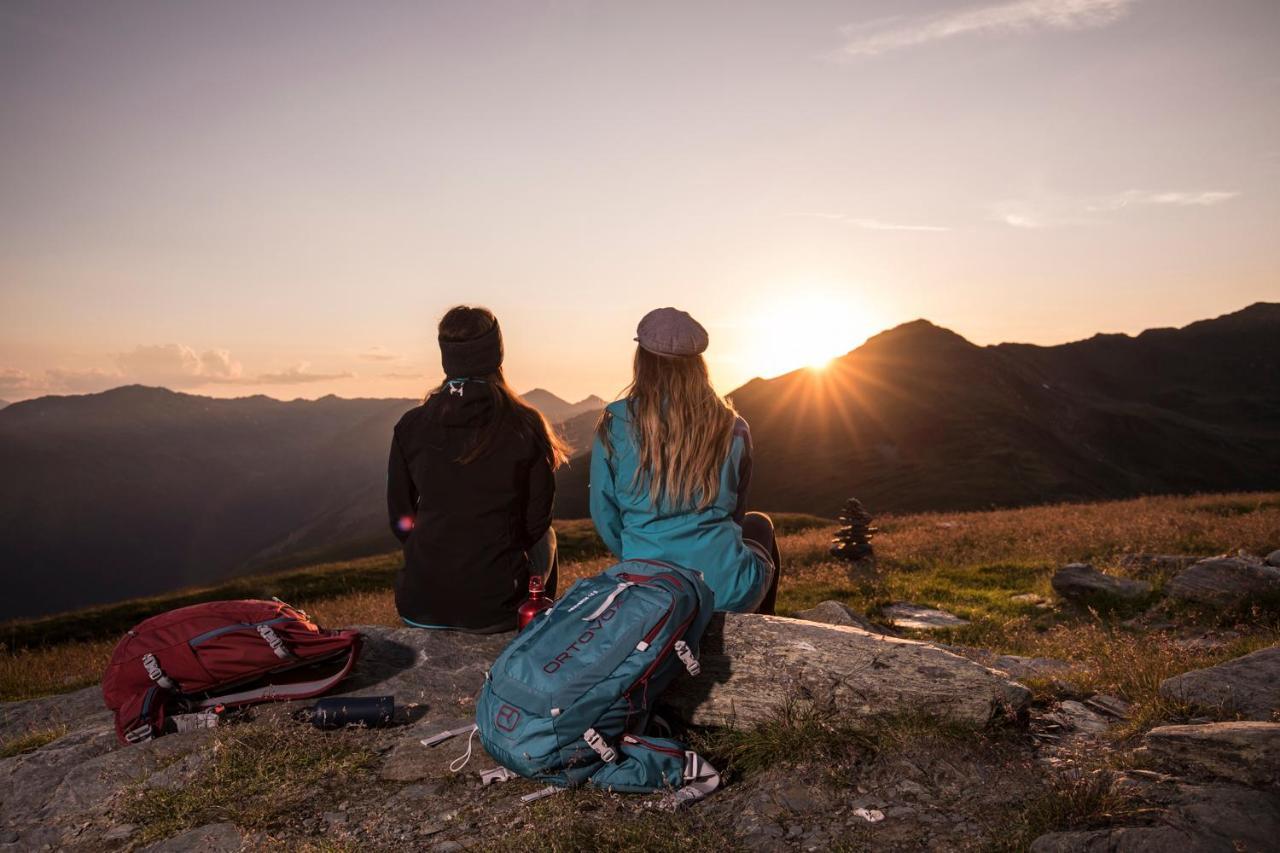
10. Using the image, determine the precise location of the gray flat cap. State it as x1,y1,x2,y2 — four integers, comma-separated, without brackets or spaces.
635,307,709,357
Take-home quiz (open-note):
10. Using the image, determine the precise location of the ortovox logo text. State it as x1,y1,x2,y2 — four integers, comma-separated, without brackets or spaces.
542,604,620,674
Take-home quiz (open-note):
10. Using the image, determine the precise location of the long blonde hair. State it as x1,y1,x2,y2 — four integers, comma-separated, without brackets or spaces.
598,346,737,511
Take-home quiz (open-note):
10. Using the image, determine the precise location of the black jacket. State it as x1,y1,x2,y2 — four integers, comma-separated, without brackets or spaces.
387,383,554,632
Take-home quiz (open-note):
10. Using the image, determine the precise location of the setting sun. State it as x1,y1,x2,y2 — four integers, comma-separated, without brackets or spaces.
748,292,876,379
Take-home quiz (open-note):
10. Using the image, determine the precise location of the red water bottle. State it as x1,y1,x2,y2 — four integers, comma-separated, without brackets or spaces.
517,574,553,631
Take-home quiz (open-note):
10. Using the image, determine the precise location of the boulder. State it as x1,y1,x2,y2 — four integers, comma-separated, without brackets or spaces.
1050,563,1151,603
1144,721,1280,786
1165,557,1280,608
663,613,1030,727
791,600,887,634
1043,700,1109,735
881,603,969,630
1267,549,1280,568
1030,783,1280,852
139,822,242,853
1158,645,1280,720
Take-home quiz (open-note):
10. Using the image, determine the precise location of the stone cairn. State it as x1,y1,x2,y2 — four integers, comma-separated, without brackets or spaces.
830,498,877,565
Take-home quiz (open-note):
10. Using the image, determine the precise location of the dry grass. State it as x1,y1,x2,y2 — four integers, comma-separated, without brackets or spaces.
118,720,377,846
0,638,116,702
0,723,68,758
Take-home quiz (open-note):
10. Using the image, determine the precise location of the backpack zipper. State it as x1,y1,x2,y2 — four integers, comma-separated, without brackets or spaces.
187,616,294,647
621,733,685,757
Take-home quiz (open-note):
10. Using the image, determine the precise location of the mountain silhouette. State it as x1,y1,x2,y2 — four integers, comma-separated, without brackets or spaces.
522,388,605,424
2,305,1276,620
554,303,1280,517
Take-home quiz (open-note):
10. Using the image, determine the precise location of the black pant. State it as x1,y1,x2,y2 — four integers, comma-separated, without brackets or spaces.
741,511,781,615
529,526,559,598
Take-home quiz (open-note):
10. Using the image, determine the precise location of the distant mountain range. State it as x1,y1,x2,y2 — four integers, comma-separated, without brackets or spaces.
521,389,605,425
555,301,1280,517
0,386,598,620
2,303,1276,620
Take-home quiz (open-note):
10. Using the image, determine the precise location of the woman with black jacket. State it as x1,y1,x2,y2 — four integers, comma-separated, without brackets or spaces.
387,306,570,632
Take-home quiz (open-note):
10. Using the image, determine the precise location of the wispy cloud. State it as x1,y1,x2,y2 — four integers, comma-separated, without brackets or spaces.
358,346,398,362
1086,189,1240,211
838,0,1140,58
790,212,951,232
254,363,355,385
2,345,358,400
992,188,1240,228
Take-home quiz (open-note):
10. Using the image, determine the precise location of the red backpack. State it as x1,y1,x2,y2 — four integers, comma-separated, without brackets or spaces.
102,599,361,745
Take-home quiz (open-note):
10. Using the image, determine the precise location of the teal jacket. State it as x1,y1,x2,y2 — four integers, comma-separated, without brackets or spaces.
589,400,768,612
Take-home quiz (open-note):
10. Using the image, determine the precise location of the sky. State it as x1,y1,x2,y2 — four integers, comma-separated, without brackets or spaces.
1,0,1277,403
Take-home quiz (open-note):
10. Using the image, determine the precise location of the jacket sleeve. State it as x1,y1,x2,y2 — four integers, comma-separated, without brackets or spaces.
731,417,753,524
523,451,555,547
387,432,418,544
589,428,625,559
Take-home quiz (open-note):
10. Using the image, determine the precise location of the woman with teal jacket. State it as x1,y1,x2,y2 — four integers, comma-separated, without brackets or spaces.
589,307,781,613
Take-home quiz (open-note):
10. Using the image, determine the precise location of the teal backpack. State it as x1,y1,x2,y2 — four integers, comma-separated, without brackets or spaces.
473,559,720,805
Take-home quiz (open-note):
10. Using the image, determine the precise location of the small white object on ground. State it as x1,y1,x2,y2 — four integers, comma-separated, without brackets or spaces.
853,808,885,823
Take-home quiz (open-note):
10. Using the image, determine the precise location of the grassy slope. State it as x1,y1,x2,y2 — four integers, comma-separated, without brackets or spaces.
2,494,1277,710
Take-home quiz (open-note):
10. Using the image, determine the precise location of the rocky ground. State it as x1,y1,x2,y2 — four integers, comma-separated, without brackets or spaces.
3,509,1279,852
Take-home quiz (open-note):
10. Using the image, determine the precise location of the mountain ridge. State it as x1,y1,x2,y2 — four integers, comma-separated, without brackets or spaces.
2,303,1276,619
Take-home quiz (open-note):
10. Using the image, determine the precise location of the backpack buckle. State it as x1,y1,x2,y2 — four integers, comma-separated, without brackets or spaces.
674,640,701,677
583,727,617,763
124,722,154,744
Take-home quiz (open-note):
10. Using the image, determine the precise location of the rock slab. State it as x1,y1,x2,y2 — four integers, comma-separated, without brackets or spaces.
1144,721,1280,786
1051,563,1151,603
1165,556,1280,608
791,600,886,634
1159,645,1280,721
1031,783,1280,853
663,613,1030,727
882,603,969,630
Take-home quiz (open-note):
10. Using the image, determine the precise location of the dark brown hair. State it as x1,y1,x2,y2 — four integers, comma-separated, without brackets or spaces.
430,306,570,468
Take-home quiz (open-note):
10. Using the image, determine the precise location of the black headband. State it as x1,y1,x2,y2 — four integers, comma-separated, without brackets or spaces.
439,321,504,378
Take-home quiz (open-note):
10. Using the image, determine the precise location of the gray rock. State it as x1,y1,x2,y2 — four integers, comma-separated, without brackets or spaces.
791,600,886,634
881,603,969,630
1030,826,1203,852
102,824,138,842
1051,563,1151,603
1144,721,1280,786
380,718,480,782
1030,782,1280,851
1044,700,1109,734
1267,549,1280,568
140,822,242,852
775,783,825,814
1159,645,1280,720
1165,557,1280,608
992,655,1073,680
